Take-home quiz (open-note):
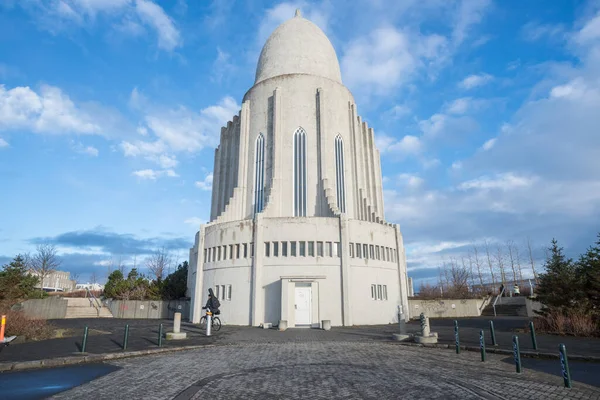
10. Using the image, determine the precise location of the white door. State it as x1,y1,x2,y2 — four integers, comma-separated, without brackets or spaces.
295,286,311,325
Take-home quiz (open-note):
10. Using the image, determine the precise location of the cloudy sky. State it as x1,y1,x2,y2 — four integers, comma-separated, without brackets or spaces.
0,0,599,286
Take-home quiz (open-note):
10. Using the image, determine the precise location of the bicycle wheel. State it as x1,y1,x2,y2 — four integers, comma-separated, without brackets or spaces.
199,316,207,329
212,317,222,331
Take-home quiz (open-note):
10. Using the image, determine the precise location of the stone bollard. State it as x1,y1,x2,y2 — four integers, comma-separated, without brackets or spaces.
166,312,187,340
414,313,438,344
279,320,288,331
322,320,331,331
173,312,181,334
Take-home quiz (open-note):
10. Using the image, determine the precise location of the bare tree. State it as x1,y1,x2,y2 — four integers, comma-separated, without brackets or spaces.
462,256,475,290
90,271,98,285
527,237,539,284
448,258,470,297
484,240,497,292
506,240,518,282
146,247,172,281
70,271,80,283
471,247,485,288
515,246,524,283
495,245,507,286
28,243,61,297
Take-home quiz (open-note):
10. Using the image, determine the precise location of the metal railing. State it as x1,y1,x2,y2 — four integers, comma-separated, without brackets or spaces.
492,286,505,317
85,288,102,316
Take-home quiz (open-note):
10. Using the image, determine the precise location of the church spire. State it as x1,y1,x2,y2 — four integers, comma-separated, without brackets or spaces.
294,9,301,18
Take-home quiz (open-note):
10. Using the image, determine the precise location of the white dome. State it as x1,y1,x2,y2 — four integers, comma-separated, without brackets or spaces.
255,10,342,85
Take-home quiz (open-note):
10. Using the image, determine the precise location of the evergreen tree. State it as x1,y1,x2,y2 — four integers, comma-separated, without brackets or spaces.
161,261,188,300
578,234,600,314
0,255,41,300
536,239,579,314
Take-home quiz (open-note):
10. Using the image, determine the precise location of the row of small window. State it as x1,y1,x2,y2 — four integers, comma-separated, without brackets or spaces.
215,284,232,301
204,243,255,263
264,241,341,258
371,284,388,301
350,243,397,263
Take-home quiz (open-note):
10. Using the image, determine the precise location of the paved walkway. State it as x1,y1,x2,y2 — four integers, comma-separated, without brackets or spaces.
49,341,600,400
1,317,599,363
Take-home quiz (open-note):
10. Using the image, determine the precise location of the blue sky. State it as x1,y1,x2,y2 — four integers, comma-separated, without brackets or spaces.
1,0,599,286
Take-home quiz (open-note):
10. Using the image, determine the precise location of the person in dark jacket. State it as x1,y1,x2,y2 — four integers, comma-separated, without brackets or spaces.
203,288,221,315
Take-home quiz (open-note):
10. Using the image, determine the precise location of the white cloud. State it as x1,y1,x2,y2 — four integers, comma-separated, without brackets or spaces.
16,0,181,51
397,173,424,189
0,137,8,148
120,90,240,170
376,134,422,158
574,12,600,45
132,168,178,180
342,26,447,95
446,97,471,114
134,0,181,51
521,21,565,42
0,84,102,135
459,73,493,89
195,173,213,191
451,161,462,170
452,0,492,46
184,217,203,226
71,141,99,156
384,104,411,119
481,138,496,151
458,173,536,191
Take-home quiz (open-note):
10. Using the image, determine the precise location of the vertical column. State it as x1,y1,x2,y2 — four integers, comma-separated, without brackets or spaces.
210,147,221,221
315,88,325,216
272,88,282,216
368,127,379,215
218,127,227,215
348,103,360,220
338,215,352,326
374,147,385,216
394,224,410,321
238,102,251,217
223,123,232,208
251,214,264,326
362,122,373,209
190,225,206,324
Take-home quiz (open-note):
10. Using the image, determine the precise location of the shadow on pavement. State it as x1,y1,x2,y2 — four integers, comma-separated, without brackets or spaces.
0,363,120,400
499,356,600,388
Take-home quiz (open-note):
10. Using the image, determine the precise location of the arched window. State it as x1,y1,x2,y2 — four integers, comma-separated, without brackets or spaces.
293,127,307,216
253,133,265,214
335,135,346,213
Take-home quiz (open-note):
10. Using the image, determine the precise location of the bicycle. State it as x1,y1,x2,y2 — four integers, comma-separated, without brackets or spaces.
199,309,222,332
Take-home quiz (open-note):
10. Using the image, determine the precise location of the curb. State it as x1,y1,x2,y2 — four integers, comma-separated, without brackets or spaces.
0,344,215,373
393,341,600,362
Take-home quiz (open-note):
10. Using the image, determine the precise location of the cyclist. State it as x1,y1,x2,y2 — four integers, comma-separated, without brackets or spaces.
203,288,221,315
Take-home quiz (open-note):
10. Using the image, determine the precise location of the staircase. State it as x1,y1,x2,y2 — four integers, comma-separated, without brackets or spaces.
481,296,527,317
64,298,113,318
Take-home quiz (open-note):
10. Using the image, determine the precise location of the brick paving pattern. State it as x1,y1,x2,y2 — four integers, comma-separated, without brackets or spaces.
52,341,600,400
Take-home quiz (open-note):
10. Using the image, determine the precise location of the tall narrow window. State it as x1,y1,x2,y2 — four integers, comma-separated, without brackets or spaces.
254,134,265,214
334,135,346,213
293,127,307,216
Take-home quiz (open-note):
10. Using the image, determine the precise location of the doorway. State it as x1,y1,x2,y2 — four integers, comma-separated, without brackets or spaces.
294,284,312,326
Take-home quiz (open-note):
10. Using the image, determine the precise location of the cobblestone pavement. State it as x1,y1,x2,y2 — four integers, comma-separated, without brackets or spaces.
52,342,600,400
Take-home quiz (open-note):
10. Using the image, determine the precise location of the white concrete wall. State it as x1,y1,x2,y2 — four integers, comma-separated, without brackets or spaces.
408,298,492,319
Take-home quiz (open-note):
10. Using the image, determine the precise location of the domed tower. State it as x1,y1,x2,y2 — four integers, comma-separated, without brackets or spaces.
188,10,410,327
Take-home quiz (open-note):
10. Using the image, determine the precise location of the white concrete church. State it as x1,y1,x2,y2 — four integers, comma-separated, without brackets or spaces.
188,10,410,328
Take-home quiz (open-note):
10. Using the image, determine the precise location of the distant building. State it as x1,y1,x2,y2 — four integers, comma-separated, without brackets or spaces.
30,270,76,292
75,283,104,291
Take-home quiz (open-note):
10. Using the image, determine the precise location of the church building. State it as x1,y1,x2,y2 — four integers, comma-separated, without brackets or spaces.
188,10,410,327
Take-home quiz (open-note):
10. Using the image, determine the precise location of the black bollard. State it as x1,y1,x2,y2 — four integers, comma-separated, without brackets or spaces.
479,330,486,362
529,321,538,350
559,344,572,388
81,326,88,353
454,320,460,354
123,324,129,350
489,320,497,346
158,323,163,347
512,335,522,373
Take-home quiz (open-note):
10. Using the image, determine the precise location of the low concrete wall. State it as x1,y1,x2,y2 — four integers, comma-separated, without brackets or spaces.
408,297,491,319
107,300,190,320
525,298,543,317
13,298,68,319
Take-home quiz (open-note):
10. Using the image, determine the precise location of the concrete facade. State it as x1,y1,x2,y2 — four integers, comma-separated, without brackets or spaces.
408,298,492,319
188,11,409,327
